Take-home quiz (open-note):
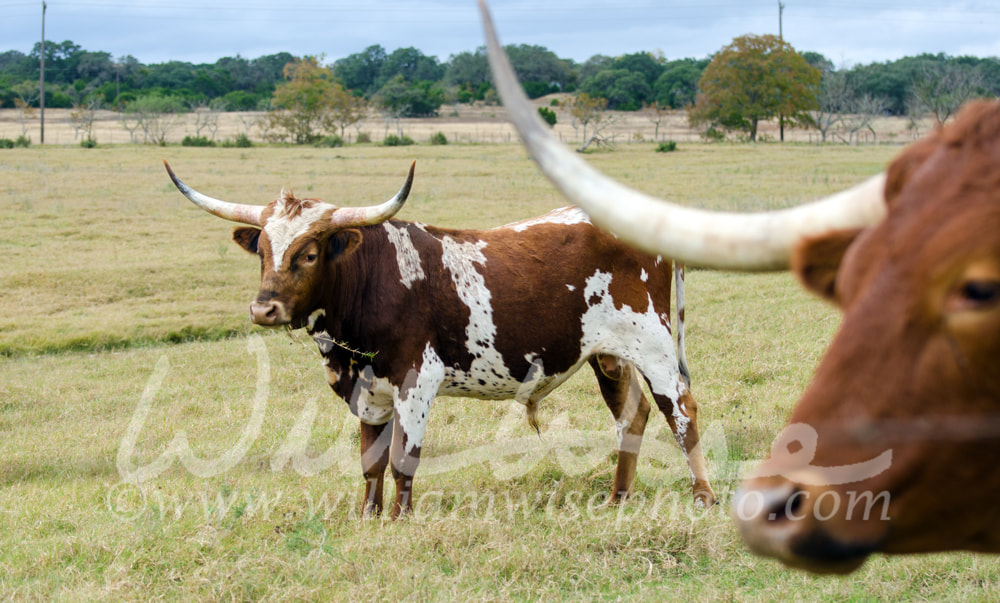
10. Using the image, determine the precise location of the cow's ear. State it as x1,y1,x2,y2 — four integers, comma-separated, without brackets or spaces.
233,227,261,254
792,228,864,303
327,229,363,263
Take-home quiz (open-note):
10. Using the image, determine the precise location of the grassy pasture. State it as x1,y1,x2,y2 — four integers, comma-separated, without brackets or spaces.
2,141,998,600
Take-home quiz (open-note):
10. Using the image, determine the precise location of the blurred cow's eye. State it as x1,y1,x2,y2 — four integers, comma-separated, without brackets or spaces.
961,280,1000,307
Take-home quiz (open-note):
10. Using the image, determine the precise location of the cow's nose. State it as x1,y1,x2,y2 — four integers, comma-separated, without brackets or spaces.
250,300,288,325
732,472,875,574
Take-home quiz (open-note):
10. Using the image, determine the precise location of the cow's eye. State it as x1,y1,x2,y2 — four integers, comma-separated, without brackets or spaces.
960,280,1000,307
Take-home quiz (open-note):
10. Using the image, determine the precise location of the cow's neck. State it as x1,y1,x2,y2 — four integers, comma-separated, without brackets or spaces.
306,225,381,361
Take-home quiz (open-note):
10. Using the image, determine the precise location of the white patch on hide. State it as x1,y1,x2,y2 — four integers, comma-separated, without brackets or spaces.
500,207,590,232
395,344,446,453
382,222,426,289
307,308,326,332
348,366,396,426
579,270,685,409
264,199,333,269
432,235,573,402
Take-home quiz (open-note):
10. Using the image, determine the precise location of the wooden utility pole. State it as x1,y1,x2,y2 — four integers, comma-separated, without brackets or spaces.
778,1,785,40
777,0,786,141
40,1,46,144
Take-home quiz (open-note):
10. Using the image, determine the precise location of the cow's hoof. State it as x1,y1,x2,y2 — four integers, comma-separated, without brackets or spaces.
694,489,717,509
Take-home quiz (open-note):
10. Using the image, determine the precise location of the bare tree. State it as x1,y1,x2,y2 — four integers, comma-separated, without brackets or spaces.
909,62,985,125
122,95,185,145
69,97,102,141
568,93,608,151
838,94,888,145
254,99,276,142
120,111,143,143
325,87,368,139
812,70,852,143
12,82,38,137
641,101,670,142
191,98,228,140
206,98,227,140
376,99,409,139
190,101,212,138
578,112,619,152
237,112,258,139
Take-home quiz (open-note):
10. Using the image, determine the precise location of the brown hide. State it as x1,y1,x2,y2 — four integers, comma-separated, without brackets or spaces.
735,101,1000,573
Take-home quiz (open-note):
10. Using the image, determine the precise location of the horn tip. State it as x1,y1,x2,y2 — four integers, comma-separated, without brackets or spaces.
162,159,184,190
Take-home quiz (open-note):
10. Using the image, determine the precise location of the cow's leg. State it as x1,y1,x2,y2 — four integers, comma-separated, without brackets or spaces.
647,384,716,507
389,412,423,519
590,355,651,504
360,420,392,518
387,352,441,519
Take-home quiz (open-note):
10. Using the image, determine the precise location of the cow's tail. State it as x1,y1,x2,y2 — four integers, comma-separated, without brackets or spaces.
675,262,692,388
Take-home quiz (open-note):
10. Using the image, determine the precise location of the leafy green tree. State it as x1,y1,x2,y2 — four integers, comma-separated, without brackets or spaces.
653,59,705,108
612,52,664,87
444,48,489,87
577,55,613,84
688,34,820,141
504,44,571,98
268,56,342,143
537,106,557,127
377,47,444,90
334,45,387,95
444,48,492,103
374,74,444,117
581,69,651,110
802,51,834,73
0,50,33,83
845,61,910,116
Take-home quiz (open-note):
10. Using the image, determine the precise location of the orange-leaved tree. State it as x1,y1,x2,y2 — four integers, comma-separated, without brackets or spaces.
688,34,820,142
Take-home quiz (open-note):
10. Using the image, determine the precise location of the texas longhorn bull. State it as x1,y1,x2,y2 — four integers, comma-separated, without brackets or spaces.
482,0,1000,573
165,160,716,518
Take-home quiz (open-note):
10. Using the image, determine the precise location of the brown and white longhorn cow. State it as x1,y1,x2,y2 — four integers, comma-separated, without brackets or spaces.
164,160,716,518
482,0,1000,574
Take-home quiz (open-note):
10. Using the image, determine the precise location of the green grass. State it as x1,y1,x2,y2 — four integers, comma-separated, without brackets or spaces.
2,142,998,599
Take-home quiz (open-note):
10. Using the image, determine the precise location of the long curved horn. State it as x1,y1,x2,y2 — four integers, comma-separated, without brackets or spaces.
329,160,416,228
478,0,886,270
163,160,264,226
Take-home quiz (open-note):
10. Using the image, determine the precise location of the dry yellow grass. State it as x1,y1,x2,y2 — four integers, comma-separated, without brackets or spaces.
2,141,998,599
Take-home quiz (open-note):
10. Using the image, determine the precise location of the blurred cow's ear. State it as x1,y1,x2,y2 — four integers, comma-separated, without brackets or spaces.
233,227,261,254
328,229,363,263
792,228,864,303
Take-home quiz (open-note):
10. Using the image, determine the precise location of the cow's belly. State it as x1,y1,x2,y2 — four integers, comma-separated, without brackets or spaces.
437,358,585,404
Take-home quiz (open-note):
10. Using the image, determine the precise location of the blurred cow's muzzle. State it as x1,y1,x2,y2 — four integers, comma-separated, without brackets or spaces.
733,471,884,574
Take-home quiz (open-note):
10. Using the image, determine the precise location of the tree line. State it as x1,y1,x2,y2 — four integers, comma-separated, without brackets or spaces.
1,37,998,144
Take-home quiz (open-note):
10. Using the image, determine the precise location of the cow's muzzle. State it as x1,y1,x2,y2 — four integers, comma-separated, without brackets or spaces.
250,300,290,326
732,472,882,574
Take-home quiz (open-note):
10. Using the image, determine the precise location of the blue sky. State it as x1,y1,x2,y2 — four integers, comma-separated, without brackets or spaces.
2,1,998,67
